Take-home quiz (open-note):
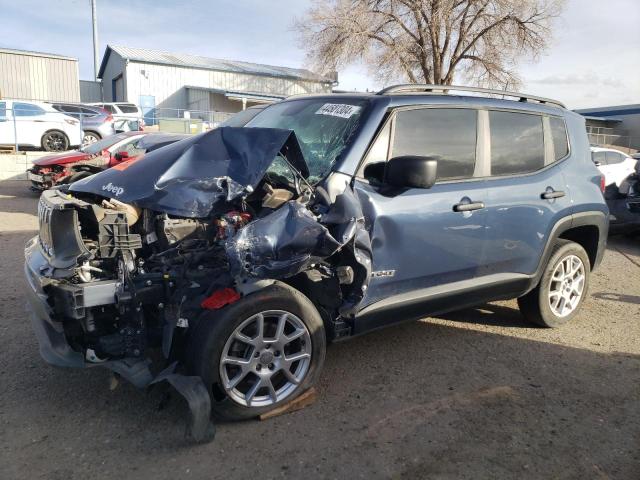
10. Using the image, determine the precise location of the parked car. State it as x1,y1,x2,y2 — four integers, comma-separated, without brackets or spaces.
0,99,82,151
26,132,187,190
50,103,116,146
88,102,144,132
25,85,608,441
591,146,638,189
218,105,266,127
592,147,640,234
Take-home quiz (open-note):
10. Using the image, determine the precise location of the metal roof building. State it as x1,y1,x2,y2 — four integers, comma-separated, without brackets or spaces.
98,45,334,123
0,47,80,102
575,104,640,151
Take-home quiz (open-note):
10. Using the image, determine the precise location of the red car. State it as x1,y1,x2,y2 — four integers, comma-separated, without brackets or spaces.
27,132,188,190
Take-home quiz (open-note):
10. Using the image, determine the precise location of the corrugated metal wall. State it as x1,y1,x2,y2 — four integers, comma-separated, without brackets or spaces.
79,80,103,102
0,51,80,102
124,61,331,111
100,54,126,101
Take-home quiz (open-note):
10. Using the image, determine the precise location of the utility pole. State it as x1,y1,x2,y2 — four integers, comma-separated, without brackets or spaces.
91,0,99,80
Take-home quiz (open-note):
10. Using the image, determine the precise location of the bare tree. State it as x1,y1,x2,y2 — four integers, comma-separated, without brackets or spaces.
295,0,564,88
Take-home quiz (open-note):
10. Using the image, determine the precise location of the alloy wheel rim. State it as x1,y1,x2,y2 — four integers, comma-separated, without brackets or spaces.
548,254,585,317
46,133,65,151
82,133,98,146
219,310,312,408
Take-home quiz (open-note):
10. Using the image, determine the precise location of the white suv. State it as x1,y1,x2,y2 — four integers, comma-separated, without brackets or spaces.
88,102,144,132
591,146,638,188
0,100,83,151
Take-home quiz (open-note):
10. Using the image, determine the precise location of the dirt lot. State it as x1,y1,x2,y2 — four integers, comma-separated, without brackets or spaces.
1,179,639,480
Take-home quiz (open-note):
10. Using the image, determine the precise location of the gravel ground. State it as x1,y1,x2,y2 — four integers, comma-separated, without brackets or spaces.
0,179,638,480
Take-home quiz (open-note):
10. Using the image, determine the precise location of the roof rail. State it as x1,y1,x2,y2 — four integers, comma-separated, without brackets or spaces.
377,84,566,109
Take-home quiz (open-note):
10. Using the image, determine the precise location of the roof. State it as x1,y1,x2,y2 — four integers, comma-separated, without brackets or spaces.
0,47,77,62
581,115,622,123
575,104,640,117
98,45,332,84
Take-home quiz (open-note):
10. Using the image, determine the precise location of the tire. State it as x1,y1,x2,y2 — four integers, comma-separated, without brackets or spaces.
41,130,69,152
518,239,590,328
66,171,93,184
82,131,101,147
187,282,326,421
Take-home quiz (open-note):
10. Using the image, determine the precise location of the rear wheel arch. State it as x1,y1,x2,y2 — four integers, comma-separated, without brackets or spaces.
558,225,600,270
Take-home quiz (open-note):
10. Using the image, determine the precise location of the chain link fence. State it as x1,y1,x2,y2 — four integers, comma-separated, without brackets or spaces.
587,126,639,154
0,102,237,152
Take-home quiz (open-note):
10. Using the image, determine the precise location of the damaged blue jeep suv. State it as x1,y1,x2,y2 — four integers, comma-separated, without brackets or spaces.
25,84,608,438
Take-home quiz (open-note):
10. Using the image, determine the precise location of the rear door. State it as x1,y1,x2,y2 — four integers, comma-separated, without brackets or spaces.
482,111,572,277
13,102,48,146
354,106,488,309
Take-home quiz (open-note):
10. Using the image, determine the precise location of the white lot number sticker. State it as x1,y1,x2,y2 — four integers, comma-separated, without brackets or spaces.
315,103,361,119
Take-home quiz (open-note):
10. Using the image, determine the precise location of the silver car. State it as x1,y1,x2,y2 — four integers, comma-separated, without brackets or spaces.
50,103,116,145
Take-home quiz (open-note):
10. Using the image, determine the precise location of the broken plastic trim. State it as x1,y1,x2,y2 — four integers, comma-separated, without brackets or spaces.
225,185,372,315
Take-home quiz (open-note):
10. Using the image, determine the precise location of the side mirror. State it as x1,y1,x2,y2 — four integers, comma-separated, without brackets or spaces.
114,151,129,161
386,156,437,189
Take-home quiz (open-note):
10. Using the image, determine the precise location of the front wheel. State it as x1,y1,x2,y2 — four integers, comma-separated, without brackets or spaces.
518,239,590,327
187,283,326,421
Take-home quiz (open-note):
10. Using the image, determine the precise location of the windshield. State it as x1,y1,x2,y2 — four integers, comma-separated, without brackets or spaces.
81,133,135,155
246,98,369,183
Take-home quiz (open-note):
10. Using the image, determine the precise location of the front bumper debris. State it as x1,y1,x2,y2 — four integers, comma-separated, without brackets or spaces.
24,237,215,442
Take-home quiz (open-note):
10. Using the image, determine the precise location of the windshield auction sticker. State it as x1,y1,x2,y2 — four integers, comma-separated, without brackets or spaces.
315,103,362,119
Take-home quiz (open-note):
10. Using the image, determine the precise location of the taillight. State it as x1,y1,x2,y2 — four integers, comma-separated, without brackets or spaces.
600,175,606,193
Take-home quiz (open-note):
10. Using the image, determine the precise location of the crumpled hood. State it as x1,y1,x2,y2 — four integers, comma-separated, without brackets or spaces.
69,127,309,218
34,151,92,167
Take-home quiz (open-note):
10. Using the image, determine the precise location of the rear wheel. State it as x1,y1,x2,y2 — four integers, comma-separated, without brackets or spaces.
187,283,326,421
41,130,69,152
82,131,101,147
518,239,590,327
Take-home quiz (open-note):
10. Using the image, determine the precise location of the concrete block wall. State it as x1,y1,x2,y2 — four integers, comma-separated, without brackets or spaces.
0,152,50,180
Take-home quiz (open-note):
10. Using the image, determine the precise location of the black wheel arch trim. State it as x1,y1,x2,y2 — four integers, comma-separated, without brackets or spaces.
528,210,608,291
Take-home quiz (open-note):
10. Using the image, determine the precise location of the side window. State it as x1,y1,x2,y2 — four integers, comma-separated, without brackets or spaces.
14,102,45,117
0,102,6,121
54,105,81,118
102,104,117,114
490,111,544,175
606,151,625,165
391,108,477,181
592,151,606,165
549,116,569,160
115,138,146,157
80,107,99,117
118,104,139,114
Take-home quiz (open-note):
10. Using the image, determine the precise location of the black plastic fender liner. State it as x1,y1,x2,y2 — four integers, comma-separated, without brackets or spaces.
152,362,216,443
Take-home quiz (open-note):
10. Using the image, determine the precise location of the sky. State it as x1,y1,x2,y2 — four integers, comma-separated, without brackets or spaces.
1,0,638,109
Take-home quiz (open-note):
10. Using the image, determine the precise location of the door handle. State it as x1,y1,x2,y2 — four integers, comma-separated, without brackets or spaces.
453,201,485,212
541,190,565,200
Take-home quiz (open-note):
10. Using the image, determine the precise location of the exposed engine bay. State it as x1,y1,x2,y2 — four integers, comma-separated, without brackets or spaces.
31,127,371,371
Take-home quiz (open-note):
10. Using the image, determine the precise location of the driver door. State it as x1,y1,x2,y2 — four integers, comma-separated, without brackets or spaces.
352,107,489,330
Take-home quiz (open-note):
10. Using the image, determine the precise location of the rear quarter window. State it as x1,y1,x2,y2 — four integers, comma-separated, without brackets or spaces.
549,116,569,160
606,151,625,165
490,111,544,175
118,104,139,114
